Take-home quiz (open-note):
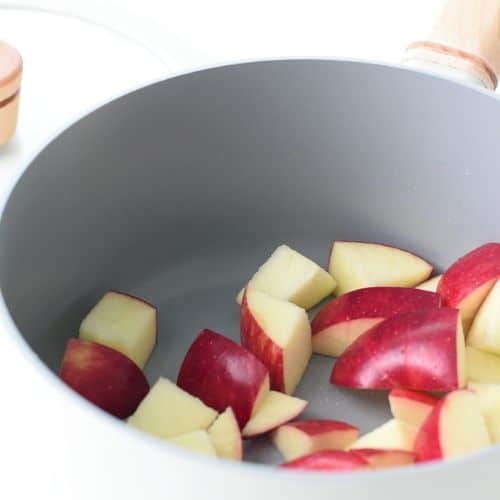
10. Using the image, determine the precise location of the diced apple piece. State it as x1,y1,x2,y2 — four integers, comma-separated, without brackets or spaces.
331,308,465,391
468,383,500,443
236,245,336,309
350,449,415,469
207,407,243,461
128,378,217,438
242,391,307,438
312,287,440,357
438,243,500,332
328,241,433,296
389,389,438,427
280,450,369,472
415,275,442,292
414,390,491,462
349,419,417,452
272,420,359,461
241,290,312,394
168,430,216,456
466,346,500,383
60,339,149,419
79,291,157,368
177,329,270,428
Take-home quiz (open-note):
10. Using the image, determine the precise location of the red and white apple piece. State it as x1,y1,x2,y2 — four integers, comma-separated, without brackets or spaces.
466,346,500,383
235,245,336,309
79,290,157,369
415,275,442,292
272,420,359,460
348,419,417,452
312,287,440,357
128,378,218,439
328,241,433,296
350,449,415,469
177,329,270,428
388,389,438,427
241,289,312,394
60,339,149,419
331,308,466,391
438,243,500,332
280,450,369,472
168,430,216,456
242,391,307,438
414,390,491,462
207,407,243,461
468,383,500,443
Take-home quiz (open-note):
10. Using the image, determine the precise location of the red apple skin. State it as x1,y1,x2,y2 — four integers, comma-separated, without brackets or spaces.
438,243,500,308
389,389,439,406
413,398,447,462
280,450,369,472
60,339,149,419
331,308,462,391
284,420,358,435
350,449,415,468
177,329,269,428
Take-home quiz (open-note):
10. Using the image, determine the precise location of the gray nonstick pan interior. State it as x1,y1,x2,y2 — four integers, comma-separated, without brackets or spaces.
1,59,499,465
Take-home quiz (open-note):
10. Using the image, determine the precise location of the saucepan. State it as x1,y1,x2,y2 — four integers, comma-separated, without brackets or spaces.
2,1,500,498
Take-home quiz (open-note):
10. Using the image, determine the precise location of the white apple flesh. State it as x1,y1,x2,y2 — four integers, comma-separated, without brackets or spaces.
169,430,216,456
349,419,417,452
207,407,243,461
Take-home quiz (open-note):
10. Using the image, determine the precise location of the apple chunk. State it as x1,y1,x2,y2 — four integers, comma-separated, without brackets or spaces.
312,287,440,357
349,419,417,452
468,383,500,443
79,291,157,368
414,390,490,462
169,430,216,456
328,241,433,296
415,275,442,292
236,245,336,309
207,407,243,461
331,308,466,391
466,346,500,383
177,329,270,428
242,391,307,438
128,378,218,438
438,243,500,331
60,339,149,419
350,449,415,469
388,389,438,427
280,450,369,472
241,289,312,394
272,420,359,460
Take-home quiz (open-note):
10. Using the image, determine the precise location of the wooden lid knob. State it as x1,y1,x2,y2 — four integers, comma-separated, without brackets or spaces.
0,41,22,146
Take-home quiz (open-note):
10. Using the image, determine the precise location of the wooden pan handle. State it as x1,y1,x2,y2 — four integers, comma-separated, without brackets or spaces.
403,0,500,90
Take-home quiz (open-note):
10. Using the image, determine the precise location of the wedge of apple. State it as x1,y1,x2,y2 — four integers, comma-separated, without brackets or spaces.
207,407,243,461
438,243,500,332
415,275,442,292
79,290,157,368
280,450,369,472
466,346,500,383
312,287,440,357
328,241,433,296
331,308,466,391
414,390,491,462
128,378,218,439
235,245,336,309
60,339,149,419
468,383,500,443
241,289,312,394
388,389,438,427
242,391,307,438
350,449,415,469
177,329,270,428
348,419,417,452
272,420,359,461
168,430,216,456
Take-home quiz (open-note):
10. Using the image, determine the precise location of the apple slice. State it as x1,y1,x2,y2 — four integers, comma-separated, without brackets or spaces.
242,391,307,438
388,389,438,427
272,420,359,460
466,346,500,383
280,450,369,472
438,243,500,332
79,291,157,368
415,275,442,292
331,308,466,391
414,390,491,462
241,289,312,394
169,430,216,456
128,378,218,438
328,241,433,296
177,329,269,428
235,245,336,309
312,287,440,357
207,407,243,461
350,449,415,469
349,419,417,452
60,339,149,419
468,383,500,443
